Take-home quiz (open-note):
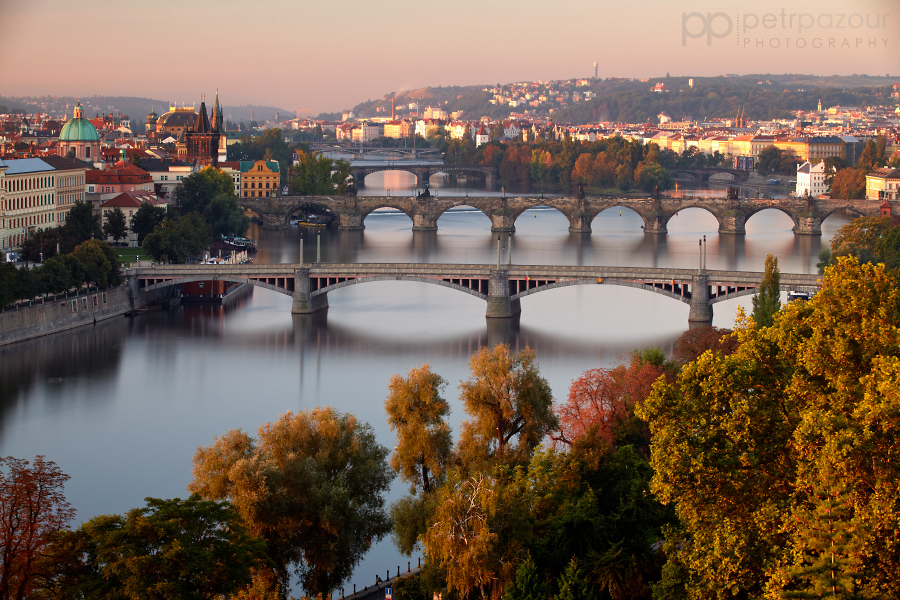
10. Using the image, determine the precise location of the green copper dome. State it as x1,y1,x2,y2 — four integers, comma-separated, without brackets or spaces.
59,103,99,142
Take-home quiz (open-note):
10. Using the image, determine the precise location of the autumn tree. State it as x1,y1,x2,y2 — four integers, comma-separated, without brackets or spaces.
751,253,781,327
0,456,75,600
636,257,900,599
829,167,867,200
457,345,556,472
386,364,453,554
829,215,893,265
46,495,266,600
672,326,738,365
189,408,394,599
553,349,675,452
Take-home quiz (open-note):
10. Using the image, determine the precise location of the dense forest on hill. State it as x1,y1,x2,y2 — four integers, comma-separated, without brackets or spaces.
344,74,898,125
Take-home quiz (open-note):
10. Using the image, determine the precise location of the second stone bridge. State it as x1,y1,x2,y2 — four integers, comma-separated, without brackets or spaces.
240,194,890,236
129,263,821,328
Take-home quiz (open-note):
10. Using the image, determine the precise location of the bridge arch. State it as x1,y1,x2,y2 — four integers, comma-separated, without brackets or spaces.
510,278,691,305
818,205,866,222
743,206,801,231
359,203,416,224
311,275,489,301
511,203,575,226
138,275,293,297
434,204,494,224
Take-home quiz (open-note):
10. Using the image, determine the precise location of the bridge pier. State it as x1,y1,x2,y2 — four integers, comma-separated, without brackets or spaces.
486,269,521,318
338,211,364,230
793,215,822,235
261,213,289,229
567,212,592,233
643,212,668,234
490,212,516,233
412,213,438,231
292,268,329,314
688,273,713,327
719,211,747,234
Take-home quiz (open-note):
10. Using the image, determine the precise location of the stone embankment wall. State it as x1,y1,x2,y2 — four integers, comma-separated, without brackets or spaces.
0,285,167,347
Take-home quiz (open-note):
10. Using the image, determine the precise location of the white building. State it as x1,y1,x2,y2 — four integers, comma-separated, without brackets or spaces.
796,161,826,198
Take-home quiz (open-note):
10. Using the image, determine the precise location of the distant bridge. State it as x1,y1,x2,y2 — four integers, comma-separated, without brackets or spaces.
671,167,750,183
239,194,891,236
128,262,821,327
310,142,441,160
349,163,497,187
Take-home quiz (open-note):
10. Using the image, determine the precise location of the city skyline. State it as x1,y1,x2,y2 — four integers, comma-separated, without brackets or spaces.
2,0,899,115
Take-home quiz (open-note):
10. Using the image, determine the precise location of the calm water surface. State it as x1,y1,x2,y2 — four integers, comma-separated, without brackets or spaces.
0,181,850,592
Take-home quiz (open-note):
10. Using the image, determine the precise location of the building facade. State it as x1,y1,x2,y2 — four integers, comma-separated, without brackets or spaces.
866,167,900,201
240,160,280,198
796,161,827,198
0,158,58,251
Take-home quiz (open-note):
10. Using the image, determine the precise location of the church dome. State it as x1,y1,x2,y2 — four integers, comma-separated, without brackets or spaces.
59,102,99,142
157,107,198,129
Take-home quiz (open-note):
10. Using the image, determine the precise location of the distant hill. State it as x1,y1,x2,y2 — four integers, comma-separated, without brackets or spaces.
339,73,899,125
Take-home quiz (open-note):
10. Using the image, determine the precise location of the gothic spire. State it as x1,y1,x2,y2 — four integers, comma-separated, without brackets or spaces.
211,89,223,133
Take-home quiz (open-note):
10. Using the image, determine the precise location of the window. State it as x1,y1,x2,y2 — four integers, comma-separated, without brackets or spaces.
72,300,77,312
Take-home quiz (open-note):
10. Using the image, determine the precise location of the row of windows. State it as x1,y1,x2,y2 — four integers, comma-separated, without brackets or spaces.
2,212,58,230
243,181,272,189
1,194,56,211
241,190,271,198
2,175,55,192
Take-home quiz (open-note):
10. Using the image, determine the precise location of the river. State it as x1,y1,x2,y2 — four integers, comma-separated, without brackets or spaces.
0,171,850,594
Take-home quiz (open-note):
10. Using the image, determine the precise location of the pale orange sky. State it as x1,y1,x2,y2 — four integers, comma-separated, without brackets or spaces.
2,0,897,114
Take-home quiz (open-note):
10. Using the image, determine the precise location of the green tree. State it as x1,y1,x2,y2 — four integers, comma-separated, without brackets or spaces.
61,201,102,251
142,214,211,264
189,407,394,599
130,203,166,244
47,495,267,600
636,257,900,599
756,146,785,176
457,345,556,472
73,239,118,287
176,167,236,215
634,162,674,193
102,206,128,244
291,151,352,195
557,558,591,600
751,253,781,327
204,193,249,237
504,554,547,600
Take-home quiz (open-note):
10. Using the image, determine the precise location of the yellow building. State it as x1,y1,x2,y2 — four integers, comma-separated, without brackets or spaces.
240,160,280,199
866,167,900,201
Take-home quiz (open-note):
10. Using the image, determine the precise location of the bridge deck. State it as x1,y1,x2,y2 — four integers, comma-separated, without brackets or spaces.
131,262,820,286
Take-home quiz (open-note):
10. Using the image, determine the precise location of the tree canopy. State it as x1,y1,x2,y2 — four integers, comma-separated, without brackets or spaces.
189,407,394,599
290,151,352,195
751,253,781,327
47,495,267,600
0,456,75,600
175,167,236,216
636,256,900,599
456,345,557,472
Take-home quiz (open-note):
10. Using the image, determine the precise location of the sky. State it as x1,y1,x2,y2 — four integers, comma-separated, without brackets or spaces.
2,0,898,115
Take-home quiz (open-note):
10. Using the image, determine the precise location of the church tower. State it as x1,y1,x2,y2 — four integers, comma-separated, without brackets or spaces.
185,95,221,167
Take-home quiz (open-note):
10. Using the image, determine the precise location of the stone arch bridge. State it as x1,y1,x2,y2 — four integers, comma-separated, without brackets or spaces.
129,262,820,328
239,194,891,236
350,163,497,188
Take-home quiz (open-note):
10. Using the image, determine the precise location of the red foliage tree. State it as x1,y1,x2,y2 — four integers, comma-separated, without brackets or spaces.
553,351,676,450
0,456,75,600
673,326,739,365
